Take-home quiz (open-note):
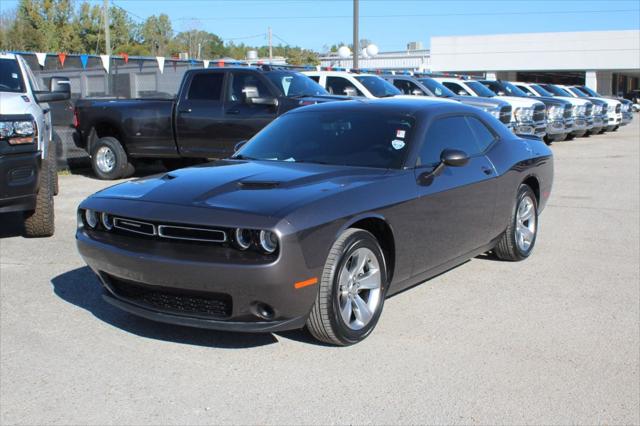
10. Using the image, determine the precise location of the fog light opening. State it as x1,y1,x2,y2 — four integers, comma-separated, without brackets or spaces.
253,302,275,321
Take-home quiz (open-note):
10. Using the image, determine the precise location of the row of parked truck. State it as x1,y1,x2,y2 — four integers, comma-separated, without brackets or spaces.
0,51,635,236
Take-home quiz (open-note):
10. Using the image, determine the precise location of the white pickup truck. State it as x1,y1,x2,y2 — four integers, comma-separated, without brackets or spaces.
0,52,69,237
434,77,547,138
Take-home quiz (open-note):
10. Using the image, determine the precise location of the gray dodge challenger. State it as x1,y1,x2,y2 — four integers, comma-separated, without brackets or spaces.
76,98,553,345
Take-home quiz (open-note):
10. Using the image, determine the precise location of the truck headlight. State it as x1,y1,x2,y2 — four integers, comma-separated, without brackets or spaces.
574,105,586,117
0,119,36,145
482,106,501,119
607,105,614,113
514,107,534,122
547,106,564,120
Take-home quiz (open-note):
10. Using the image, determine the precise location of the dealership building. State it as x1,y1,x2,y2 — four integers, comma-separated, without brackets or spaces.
320,30,640,96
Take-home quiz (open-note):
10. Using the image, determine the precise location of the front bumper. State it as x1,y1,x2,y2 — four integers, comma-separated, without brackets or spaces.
76,225,320,333
545,119,568,136
0,150,41,213
570,115,589,136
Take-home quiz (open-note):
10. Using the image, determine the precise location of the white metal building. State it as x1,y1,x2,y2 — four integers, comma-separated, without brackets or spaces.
319,48,430,71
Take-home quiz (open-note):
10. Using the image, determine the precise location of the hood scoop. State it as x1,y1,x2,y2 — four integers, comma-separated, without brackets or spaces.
237,181,281,190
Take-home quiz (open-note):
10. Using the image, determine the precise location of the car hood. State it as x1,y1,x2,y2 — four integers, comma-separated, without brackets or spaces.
452,96,508,109
92,160,390,217
0,92,32,115
551,96,591,107
496,95,544,109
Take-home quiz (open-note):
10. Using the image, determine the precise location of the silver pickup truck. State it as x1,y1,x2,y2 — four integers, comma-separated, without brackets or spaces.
0,52,69,237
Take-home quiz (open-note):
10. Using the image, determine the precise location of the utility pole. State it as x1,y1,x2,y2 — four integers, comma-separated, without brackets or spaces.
103,0,111,56
353,0,359,70
268,27,273,61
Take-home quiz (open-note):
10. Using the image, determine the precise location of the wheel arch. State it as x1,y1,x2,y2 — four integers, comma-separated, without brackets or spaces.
521,174,540,205
339,214,396,285
88,121,126,155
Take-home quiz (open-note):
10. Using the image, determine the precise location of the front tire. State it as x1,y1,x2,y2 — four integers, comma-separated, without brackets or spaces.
23,155,55,238
91,136,133,180
306,229,387,346
494,184,538,261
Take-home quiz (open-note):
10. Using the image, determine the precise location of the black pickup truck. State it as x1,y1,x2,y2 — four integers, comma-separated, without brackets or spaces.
74,66,345,179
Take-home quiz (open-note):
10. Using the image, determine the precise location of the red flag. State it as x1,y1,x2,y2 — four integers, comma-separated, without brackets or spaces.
58,53,66,68
119,53,129,64
218,60,224,67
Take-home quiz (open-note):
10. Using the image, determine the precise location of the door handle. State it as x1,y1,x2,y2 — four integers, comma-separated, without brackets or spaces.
226,109,240,115
178,108,192,113
481,166,493,175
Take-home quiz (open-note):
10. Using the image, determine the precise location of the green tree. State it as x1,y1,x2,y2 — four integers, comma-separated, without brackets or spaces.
141,14,172,56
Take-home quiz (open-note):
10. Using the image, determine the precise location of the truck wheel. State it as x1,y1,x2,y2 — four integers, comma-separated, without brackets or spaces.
48,143,59,196
23,156,55,238
91,137,131,180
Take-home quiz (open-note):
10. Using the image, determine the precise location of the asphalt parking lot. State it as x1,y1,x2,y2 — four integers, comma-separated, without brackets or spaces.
1,121,639,425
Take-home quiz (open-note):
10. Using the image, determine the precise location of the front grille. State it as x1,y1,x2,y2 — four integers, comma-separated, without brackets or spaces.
585,104,593,117
106,274,233,319
110,215,228,243
533,104,545,122
499,105,512,124
564,105,573,118
615,104,621,113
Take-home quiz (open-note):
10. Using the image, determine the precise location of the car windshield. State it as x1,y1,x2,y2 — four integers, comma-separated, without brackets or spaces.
418,78,455,97
542,84,572,97
0,59,25,93
579,86,600,97
531,84,553,97
502,82,529,97
234,110,415,169
265,71,329,97
354,76,402,98
568,87,588,98
467,81,497,97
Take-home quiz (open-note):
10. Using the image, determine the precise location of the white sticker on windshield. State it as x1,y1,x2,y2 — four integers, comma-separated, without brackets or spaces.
396,129,406,138
391,139,405,150
11,73,18,79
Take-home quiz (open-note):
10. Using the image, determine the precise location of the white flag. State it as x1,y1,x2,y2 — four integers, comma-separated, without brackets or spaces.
35,52,47,67
100,54,110,73
203,59,210,68
156,56,165,74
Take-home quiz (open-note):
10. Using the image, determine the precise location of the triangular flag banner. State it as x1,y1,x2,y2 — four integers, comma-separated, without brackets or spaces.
35,52,47,67
189,59,196,67
100,54,110,73
316,65,321,71
203,59,209,68
156,56,165,74
217,60,224,67
57,53,66,68
119,53,129,64
80,54,89,69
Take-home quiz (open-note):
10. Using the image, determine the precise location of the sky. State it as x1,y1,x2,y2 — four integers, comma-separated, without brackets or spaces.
1,0,639,52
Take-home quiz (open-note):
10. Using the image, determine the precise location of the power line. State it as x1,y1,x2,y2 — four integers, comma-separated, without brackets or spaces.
174,8,639,21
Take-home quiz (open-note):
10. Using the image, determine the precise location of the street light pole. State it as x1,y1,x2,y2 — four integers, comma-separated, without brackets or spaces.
353,0,359,70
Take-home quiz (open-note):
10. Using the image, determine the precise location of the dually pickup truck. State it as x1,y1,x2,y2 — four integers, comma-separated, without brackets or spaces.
74,66,345,179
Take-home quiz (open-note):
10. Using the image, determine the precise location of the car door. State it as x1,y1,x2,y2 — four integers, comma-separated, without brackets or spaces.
410,114,498,276
218,71,279,157
175,70,226,158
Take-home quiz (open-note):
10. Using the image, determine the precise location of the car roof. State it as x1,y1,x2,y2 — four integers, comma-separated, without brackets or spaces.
302,71,377,77
285,97,480,118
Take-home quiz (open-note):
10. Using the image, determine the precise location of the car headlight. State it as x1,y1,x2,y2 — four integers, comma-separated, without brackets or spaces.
84,209,99,229
607,105,614,113
547,106,564,120
0,119,37,145
482,106,501,119
514,107,534,122
259,230,279,254
573,105,586,117
101,212,114,230
234,228,253,250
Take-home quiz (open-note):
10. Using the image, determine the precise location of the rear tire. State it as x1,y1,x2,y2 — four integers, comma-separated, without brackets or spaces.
23,155,55,238
48,143,59,196
494,184,538,261
306,229,387,346
91,136,132,180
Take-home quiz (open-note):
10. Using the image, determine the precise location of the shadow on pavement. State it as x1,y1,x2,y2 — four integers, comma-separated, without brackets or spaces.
51,266,280,349
0,212,25,238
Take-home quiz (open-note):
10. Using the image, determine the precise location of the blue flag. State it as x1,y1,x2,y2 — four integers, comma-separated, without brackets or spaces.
80,54,88,69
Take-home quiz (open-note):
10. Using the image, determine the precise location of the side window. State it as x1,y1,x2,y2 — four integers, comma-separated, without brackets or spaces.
466,116,497,151
326,77,364,97
187,73,223,100
417,116,481,166
307,75,320,83
517,85,533,96
482,81,501,94
442,82,469,96
394,80,424,95
405,80,425,95
226,72,273,103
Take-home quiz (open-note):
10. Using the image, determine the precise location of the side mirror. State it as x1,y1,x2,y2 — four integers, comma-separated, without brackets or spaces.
34,76,70,103
497,90,506,96
412,89,424,96
234,140,248,152
457,90,469,96
343,87,358,97
440,149,469,167
247,96,278,107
